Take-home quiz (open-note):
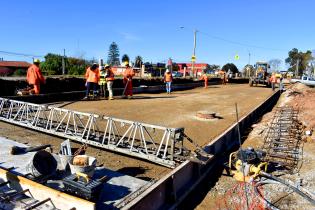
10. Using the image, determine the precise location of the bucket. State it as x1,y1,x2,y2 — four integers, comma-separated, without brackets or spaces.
69,155,97,177
58,148,85,170
26,150,57,178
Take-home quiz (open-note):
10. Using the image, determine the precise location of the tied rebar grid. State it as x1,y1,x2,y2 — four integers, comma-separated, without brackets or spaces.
261,106,303,173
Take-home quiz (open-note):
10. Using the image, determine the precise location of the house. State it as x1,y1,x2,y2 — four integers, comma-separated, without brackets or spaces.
177,63,209,75
0,61,32,76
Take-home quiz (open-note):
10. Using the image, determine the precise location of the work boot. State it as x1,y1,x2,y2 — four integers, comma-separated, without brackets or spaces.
109,97,114,100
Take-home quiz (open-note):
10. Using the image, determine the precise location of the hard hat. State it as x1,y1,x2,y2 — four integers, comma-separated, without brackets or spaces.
34,59,40,63
166,69,170,73
105,64,110,68
124,61,129,67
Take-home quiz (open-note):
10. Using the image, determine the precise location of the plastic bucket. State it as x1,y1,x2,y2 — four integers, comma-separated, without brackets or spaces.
69,155,97,177
26,150,57,178
58,148,85,170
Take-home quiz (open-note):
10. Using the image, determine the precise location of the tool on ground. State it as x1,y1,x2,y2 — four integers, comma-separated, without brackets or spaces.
227,148,268,182
122,79,130,97
62,172,107,200
10,144,52,155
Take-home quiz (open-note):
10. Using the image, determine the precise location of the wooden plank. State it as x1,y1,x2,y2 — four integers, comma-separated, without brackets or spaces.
0,168,95,210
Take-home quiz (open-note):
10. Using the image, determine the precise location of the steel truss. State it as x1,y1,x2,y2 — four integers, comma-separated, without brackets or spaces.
0,97,209,168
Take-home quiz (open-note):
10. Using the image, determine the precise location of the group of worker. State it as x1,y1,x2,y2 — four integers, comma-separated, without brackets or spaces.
84,61,134,100
26,59,230,96
269,72,284,92
26,60,135,99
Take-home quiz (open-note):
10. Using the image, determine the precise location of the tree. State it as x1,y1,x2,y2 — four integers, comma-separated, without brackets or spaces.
121,54,130,64
269,59,282,72
107,42,120,66
134,55,143,68
285,48,312,75
242,64,254,77
40,53,63,75
222,63,239,74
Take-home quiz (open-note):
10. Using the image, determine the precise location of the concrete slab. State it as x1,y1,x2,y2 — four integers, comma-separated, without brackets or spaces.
0,136,149,209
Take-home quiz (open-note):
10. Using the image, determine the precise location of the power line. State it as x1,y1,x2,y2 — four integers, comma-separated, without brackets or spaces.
179,27,288,52
0,50,44,58
198,31,288,52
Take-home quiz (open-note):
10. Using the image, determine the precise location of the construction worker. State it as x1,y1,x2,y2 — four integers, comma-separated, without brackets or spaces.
270,72,277,91
99,66,107,98
26,59,45,94
222,71,227,85
199,70,208,88
84,63,100,100
163,69,173,94
123,62,135,99
105,64,115,100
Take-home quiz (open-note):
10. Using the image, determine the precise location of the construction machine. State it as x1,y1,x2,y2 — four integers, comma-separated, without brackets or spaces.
249,61,271,87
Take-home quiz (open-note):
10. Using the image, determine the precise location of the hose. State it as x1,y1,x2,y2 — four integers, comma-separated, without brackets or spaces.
258,171,315,206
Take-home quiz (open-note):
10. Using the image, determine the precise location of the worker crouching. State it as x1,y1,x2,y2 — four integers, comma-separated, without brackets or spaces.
26,59,45,94
123,62,135,99
84,63,100,100
105,64,115,100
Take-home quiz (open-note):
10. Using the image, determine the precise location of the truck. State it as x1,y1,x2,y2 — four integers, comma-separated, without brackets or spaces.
249,61,271,87
291,76,315,86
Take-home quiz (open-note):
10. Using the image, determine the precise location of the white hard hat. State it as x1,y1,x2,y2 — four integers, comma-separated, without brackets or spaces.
166,69,170,73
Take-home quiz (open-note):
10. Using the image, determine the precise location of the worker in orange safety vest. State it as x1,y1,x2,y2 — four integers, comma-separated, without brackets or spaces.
199,70,208,88
163,69,173,94
26,59,45,94
123,62,135,99
269,72,277,91
84,63,100,100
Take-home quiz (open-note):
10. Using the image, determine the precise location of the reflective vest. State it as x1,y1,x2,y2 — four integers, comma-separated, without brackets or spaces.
85,67,100,83
99,71,106,85
123,67,135,79
164,72,173,82
270,75,276,83
106,69,115,81
27,64,45,85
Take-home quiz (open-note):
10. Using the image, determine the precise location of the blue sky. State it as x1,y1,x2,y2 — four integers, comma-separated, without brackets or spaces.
1,0,314,69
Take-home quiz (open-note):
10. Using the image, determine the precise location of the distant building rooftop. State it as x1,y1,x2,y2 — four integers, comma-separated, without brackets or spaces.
0,61,32,68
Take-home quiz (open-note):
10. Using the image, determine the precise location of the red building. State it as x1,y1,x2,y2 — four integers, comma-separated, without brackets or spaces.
177,63,208,75
0,61,31,76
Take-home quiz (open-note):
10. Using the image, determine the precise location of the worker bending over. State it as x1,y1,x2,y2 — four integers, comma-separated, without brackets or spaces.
164,69,173,94
105,64,115,100
84,63,100,100
123,62,135,99
26,59,45,94
199,70,208,88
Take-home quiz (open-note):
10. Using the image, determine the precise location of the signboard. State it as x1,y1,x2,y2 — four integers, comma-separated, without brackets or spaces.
234,54,240,60
191,55,196,62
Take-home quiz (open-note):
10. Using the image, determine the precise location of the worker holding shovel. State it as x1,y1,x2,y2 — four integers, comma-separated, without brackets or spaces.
122,62,135,99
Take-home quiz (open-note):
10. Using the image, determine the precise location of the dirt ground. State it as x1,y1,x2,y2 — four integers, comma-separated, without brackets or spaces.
0,84,273,180
196,83,315,210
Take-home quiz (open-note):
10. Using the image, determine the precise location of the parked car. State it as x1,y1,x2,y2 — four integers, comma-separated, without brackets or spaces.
172,71,183,77
291,76,315,86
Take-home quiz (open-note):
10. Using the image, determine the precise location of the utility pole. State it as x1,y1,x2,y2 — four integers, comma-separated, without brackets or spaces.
62,49,66,75
192,29,197,78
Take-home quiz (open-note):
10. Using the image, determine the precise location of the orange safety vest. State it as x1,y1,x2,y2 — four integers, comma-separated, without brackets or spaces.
85,67,100,83
270,75,276,83
164,72,173,82
106,69,115,81
27,64,45,85
123,67,135,79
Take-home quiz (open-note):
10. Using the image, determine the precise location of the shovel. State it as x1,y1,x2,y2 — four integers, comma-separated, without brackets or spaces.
10,144,52,155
